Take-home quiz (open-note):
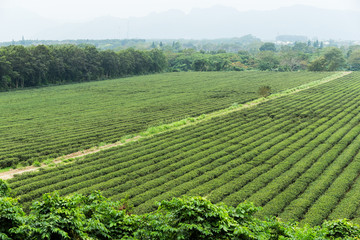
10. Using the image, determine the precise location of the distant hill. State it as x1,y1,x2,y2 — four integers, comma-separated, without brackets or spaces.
1,5,359,41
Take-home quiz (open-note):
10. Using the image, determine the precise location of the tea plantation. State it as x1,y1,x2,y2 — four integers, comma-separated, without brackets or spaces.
7,72,360,226
0,72,331,168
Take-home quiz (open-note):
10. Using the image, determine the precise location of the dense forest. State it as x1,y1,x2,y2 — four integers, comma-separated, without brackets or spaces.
0,39,359,91
0,45,166,90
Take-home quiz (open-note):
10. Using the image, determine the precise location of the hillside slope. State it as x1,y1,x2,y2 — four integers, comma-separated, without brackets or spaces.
8,72,360,226
0,72,330,168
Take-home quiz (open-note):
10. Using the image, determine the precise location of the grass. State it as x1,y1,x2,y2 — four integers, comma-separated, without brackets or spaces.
32,161,41,167
0,167,12,173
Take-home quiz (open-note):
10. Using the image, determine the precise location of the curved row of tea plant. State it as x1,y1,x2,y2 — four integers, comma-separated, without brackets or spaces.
8,73,360,226
0,71,332,168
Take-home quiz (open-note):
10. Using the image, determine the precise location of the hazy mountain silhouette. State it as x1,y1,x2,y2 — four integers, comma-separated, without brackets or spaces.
0,7,57,42
1,5,359,41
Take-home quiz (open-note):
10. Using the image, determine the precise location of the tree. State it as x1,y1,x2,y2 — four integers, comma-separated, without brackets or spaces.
148,49,167,73
259,42,276,52
0,54,13,90
131,49,152,74
207,55,230,71
0,180,26,240
172,41,182,51
308,56,327,71
323,47,346,71
313,40,319,48
29,45,52,85
292,42,308,52
192,58,208,71
348,49,360,70
308,47,345,71
5,45,34,88
347,45,360,58
0,44,169,91
0,197,26,240
100,50,121,78
279,50,304,71
83,45,102,81
27,192,88,239
152,196,256,239
257,51,280,71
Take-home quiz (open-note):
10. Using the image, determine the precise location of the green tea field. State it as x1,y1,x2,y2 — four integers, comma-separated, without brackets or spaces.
7,72,360,226
0,72,331,168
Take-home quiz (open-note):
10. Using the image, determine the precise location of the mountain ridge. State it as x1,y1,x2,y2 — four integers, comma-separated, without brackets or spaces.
1,5,359,41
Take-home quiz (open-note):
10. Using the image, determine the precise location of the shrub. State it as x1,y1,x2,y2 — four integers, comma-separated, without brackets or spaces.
32,161,41,167
2,190,360,239
322,219,360,239
0,180,11,197
258,86,272,98
0,197,26,240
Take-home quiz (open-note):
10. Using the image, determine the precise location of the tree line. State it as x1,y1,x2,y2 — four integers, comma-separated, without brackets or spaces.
1,42,359,91
0,45,167,90
166,42,360,72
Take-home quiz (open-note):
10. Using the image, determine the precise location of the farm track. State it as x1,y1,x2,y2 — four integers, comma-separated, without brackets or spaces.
0,71,350,180
0,136,141,180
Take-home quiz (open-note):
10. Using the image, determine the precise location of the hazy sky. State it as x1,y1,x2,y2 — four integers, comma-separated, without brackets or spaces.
2,0,360,22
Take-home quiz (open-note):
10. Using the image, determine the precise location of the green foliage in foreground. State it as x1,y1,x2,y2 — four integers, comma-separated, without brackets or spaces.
1,181,359,240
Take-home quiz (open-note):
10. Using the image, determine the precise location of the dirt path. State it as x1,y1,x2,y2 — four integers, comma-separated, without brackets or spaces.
0,136,141,180
0,72,351,180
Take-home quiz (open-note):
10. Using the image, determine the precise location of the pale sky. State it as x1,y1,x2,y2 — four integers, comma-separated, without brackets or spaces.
2,0,360,23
